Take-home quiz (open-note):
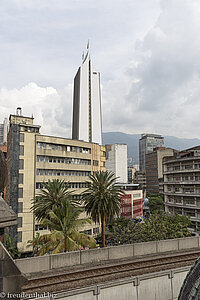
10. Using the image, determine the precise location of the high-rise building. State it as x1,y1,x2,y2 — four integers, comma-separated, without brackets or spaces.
72,44,102,145
105,144,127,183
145,147,176,195
163,146,200,232
7,110,106,252
0,118,8,145
139,134,164,172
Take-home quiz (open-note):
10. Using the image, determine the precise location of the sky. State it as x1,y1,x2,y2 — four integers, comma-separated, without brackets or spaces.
0,0,200,139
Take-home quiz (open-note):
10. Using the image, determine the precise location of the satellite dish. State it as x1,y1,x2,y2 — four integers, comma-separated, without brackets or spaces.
143,198,149,206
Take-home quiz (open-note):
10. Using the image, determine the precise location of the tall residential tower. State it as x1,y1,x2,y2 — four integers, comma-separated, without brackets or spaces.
72,44,102,145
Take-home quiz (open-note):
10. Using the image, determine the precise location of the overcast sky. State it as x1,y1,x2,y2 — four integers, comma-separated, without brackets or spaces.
0,0,200,139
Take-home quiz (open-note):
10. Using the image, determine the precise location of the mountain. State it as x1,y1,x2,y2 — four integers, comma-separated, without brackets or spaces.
102,132,200,164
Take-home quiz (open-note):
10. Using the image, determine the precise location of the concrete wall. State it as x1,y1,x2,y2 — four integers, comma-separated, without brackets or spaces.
15,236,200,274
43,267,189,300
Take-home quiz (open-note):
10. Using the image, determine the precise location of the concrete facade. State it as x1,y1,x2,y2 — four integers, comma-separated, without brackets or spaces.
15,236,200,274
0,242,27,293
134,171,146,194
7,112,106,253
20,267,189,300
145,147,176,195
105,144,128,183
163,146,200,232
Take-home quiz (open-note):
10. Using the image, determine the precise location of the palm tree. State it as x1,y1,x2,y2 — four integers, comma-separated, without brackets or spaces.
27,232,45,255
29,200,96,255
81,171,124,247
31,179,76,222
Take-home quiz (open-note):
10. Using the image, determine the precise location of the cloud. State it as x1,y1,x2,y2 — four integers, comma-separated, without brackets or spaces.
0,83,72,138
102,0,200,138
1,0,200,140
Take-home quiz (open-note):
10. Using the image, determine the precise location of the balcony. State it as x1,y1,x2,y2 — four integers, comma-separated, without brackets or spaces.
164,181,200,185
164,191,200,197
164,168,200,174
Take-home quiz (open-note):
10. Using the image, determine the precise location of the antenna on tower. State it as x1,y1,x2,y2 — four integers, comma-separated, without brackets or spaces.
87,40,90,50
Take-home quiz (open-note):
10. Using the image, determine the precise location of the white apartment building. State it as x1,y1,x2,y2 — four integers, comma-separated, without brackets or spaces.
105,144,128,183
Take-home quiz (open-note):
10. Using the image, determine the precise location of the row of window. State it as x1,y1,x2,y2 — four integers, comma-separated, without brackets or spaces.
133,193,142,198
37,142,91,154
35,225,99,235
36,182,89,189
168,207,197,218
37,155,91,165
167,197,196,205
166,164,200,172
36,169,91,177
167,175,200,182
167,186,200,193
21,127,39,133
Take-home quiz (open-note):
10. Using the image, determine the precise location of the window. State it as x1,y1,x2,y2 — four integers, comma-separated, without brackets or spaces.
35,224,47,231
18,231,22,242
18,188,23,198
20,133,24,142
93,160,99,166
19,173,23,184
133,193,141,198
19,145,24,156
19,159,24,170
37,142,46,149
18,202,23,213
17,217,22,228
36,182,45,189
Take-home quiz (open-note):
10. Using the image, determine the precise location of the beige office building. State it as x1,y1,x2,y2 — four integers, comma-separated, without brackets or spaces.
7,110,106,252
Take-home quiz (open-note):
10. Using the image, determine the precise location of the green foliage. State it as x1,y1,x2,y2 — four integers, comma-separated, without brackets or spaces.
29,200,96,255
30,179,96,255
148,194,164,213
3,233,21,258
27,232,44,255
106,213,192,245
81,171,124,247
31,179,77,222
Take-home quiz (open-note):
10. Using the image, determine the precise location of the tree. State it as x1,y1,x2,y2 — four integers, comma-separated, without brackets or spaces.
27,232,44,255
81,171,124,247
29,200,96,255
107,213,191,245
3,233,21,258
31,179,76,222
148,194,164,213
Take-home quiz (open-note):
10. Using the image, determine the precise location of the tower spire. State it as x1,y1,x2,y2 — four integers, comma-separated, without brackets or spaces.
87,40,90,50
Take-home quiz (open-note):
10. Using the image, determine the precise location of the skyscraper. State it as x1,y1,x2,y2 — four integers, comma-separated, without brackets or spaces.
72,43,102,145
139,133,164,171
